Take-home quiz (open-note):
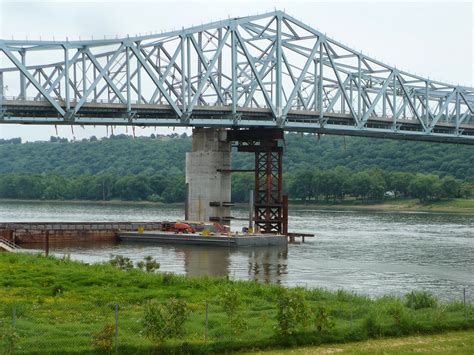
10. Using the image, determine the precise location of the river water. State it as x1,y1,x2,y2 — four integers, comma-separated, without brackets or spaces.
1,200,473,301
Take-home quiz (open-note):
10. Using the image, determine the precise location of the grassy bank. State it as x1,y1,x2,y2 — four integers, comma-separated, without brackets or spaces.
0,253,473,354
289,198,474,213
252,330,474,354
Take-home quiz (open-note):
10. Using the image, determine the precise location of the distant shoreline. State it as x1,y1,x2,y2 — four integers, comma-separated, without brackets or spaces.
1,198,473,214
287,198,474,214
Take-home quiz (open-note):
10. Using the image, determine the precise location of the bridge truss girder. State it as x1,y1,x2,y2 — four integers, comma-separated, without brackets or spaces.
0,10,473,143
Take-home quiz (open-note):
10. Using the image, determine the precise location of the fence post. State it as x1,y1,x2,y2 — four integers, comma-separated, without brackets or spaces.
205,301,209,342
115,304,119,353
44,230,50,257
349,295,353,332
12,305,16,329
463,288,467,322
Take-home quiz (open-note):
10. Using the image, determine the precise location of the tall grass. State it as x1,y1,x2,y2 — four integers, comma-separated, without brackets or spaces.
0,253,472,353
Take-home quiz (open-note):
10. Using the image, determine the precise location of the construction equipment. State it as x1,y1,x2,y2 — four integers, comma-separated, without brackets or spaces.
161,221,194,234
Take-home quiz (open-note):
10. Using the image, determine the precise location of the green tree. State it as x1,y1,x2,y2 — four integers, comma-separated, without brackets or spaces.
408,174,440,202
289,169,314,202
439,176,460,198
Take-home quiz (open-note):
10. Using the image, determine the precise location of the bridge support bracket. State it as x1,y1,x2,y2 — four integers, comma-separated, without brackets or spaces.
231,113,242,126
392,124,401,132
64,109,75,122
276,115,286,128
180,112,191,125
127,110,137,122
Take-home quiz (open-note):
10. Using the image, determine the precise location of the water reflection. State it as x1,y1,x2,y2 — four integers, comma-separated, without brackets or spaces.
246,246,288,284
178,245,230,277
27,241,289,284
5,200,474,301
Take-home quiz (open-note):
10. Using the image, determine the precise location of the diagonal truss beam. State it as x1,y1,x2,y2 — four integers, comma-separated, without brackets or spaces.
73,44,125,114
0,45,66,116
358,70,395,128
128,42,183,117
323,42,359,125
282,37,321,119
235,28,277,117
84,48,127,105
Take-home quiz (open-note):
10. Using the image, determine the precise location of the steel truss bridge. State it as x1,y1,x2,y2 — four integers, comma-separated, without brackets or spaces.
0,10,473,144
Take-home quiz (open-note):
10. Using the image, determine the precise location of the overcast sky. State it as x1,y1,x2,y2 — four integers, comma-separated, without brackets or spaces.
1,0,473,141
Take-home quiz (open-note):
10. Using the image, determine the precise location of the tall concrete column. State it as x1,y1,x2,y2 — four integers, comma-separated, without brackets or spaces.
185,128,231,224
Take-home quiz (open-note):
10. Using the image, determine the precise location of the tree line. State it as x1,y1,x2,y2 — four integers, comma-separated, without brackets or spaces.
0,132,472,203
0,169,471,203
0,173,185,203
287,167,473,202
0,133,473,179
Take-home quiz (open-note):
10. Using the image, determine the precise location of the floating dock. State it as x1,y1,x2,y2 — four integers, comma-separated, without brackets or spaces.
119,231,287,247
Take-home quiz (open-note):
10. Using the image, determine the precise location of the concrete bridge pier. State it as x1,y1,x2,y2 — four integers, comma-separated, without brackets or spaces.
185,128,232,224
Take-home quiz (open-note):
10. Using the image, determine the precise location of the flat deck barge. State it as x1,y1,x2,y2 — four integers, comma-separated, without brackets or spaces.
119,231,287,247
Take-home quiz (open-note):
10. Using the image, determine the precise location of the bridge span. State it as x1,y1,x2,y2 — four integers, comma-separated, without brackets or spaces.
1,10,473,232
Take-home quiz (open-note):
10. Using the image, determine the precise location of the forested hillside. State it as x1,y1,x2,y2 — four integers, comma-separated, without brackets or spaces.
1,133,473,178
0,133,472,202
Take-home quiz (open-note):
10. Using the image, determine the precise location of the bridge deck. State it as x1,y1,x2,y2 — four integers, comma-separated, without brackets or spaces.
2,100,473,144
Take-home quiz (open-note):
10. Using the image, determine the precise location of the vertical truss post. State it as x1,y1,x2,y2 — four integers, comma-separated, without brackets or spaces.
313,59,317,111
341,83,346,113
0,71,4,102
136,42,142,104
180,36,186,111
318,40,324,117
106,54,111,102
82,51,86,98
276,13,282,118
19,50,26,100
218,27,223,105
73,60,78,102
126,46,131,113
231,28,237,113
357,54,361,119
456,89,460,132
392,73,397,127
425,81,429,122
187,36,191,106
156,46,162,104
349,74,353,113
198,32,202,79
93,64,97,101
382,91,386,117
64,46,70,110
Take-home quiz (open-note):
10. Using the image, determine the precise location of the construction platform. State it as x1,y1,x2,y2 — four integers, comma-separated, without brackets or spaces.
119,231,288,247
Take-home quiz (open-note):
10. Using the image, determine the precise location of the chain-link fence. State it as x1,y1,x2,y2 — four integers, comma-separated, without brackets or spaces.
0,288,473,354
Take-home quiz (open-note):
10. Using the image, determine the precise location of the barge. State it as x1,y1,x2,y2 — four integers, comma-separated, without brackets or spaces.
119,231,288,247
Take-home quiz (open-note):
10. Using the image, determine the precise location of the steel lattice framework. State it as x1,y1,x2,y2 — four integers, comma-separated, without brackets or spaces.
1,11,473,144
